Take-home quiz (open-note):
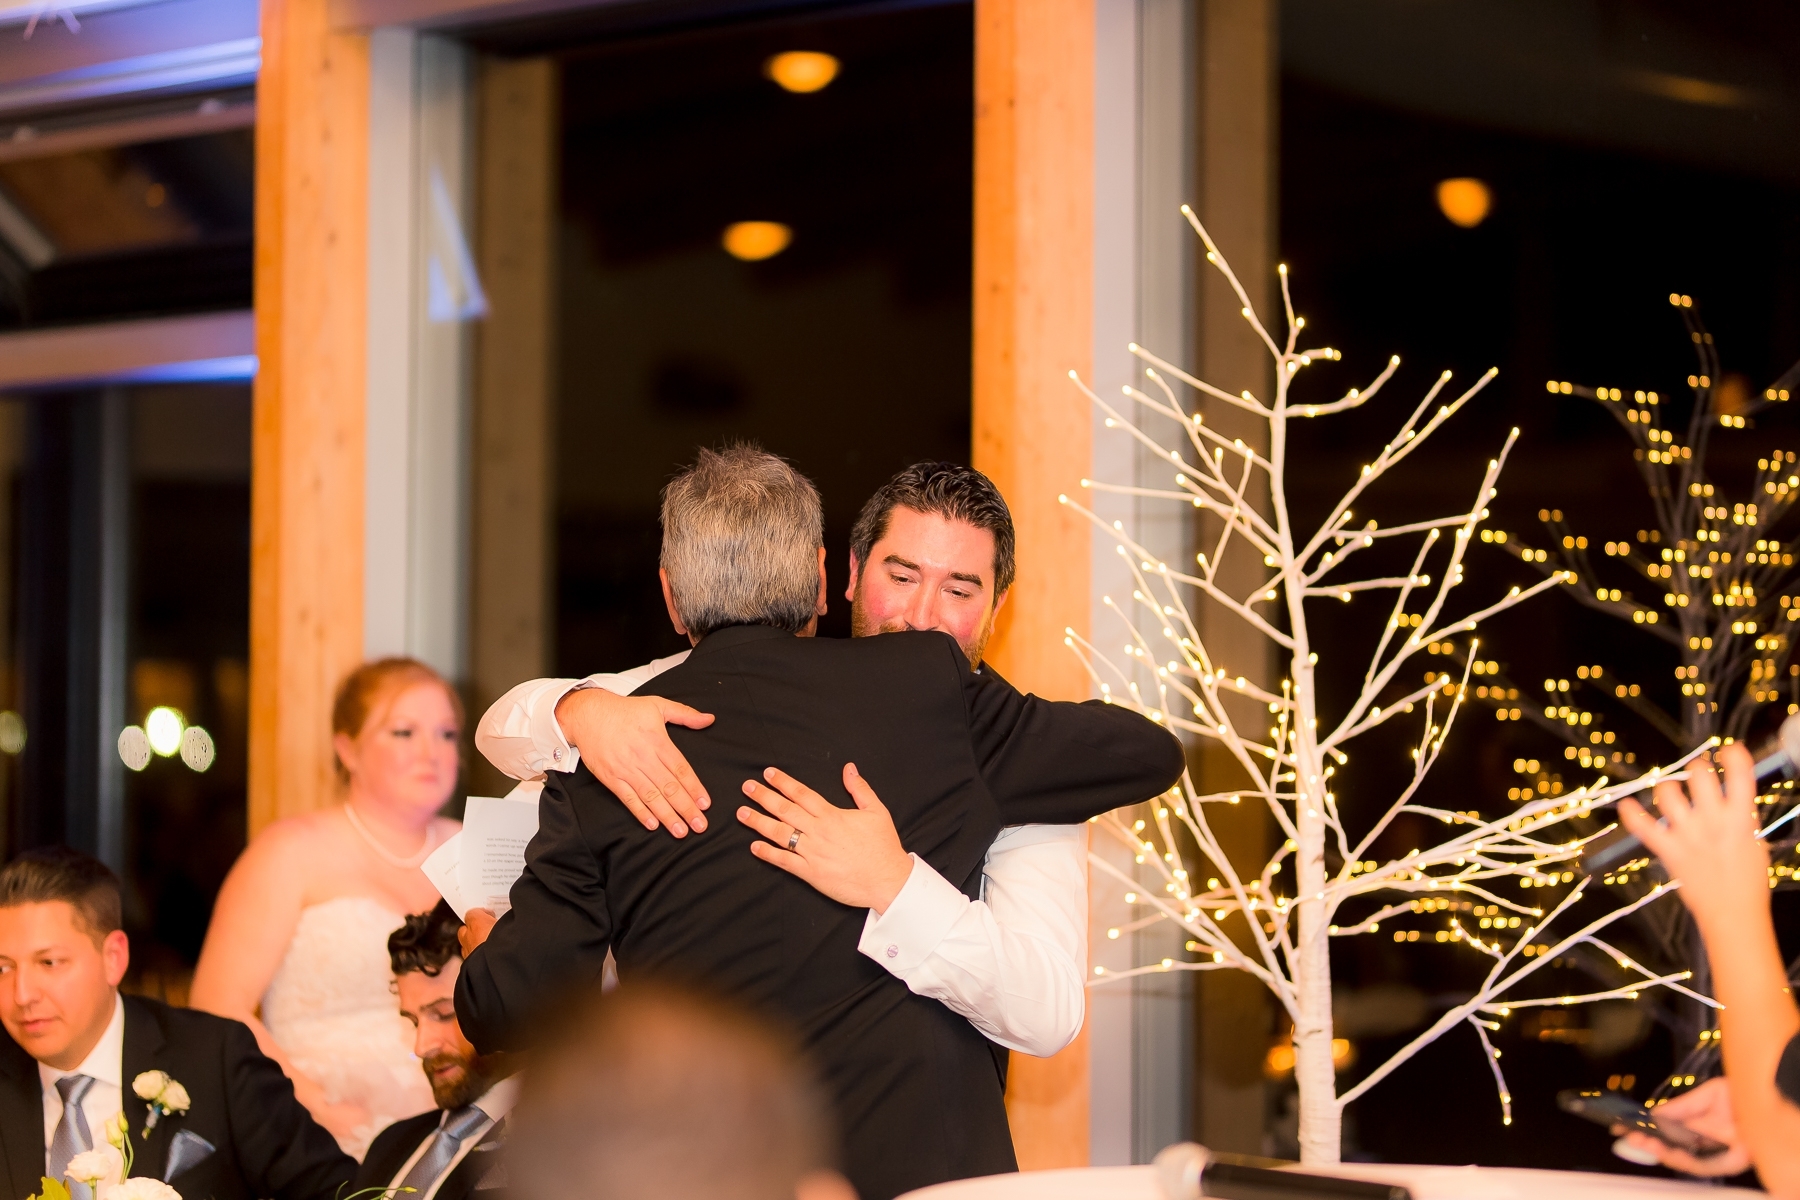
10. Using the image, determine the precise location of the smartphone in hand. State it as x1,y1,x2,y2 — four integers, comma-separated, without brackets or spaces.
1557,1089,1729,1157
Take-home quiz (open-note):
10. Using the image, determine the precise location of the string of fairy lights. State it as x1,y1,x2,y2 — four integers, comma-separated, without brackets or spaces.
1433,294,1800,1106
1056,208,1721,1161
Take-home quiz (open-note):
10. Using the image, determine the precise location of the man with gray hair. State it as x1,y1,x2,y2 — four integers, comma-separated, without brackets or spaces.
456,444,1183,1200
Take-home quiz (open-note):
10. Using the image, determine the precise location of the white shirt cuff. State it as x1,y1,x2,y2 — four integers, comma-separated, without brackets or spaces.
858,854,971,976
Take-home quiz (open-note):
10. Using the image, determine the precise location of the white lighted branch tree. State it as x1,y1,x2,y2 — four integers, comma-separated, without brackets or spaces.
1064,209,1715,1164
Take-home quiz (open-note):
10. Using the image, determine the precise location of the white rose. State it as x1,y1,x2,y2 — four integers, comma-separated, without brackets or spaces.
158,1081,191,1113
131,1071,170,1102
99,1180,183,1200
65,1145,124,1187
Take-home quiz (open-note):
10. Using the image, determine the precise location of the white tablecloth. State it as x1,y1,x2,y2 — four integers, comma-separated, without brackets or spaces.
900,1163,1762,1200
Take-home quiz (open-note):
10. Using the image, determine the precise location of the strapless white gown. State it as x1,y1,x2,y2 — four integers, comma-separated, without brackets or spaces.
262,896,435,1159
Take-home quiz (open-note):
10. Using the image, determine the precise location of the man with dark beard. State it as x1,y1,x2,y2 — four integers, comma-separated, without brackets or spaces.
357,904,510,1200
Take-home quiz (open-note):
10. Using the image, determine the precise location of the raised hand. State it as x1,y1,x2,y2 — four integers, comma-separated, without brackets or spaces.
556,687,715,836
738,764,915,913
1619,743,1767,934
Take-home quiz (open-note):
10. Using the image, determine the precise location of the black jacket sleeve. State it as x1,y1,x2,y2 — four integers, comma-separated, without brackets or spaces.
963,656,1186,825
455,770,615,1054
1778,1033,1800,1107
220,1019,357,1200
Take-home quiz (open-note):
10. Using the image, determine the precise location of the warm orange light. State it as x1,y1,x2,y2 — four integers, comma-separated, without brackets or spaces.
1437,178,1492,228
723,221,792,261
765,51,840,94
1263,1035,1355,1079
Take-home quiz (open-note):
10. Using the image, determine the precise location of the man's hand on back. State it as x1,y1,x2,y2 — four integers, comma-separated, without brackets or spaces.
739,764,915,913
556,686,715,836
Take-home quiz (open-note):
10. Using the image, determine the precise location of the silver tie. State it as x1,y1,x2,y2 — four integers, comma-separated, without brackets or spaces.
48,1073,96,1200
396,1105,489,1197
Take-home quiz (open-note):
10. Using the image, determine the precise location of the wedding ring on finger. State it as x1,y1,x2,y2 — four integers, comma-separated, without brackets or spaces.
787,829,802,852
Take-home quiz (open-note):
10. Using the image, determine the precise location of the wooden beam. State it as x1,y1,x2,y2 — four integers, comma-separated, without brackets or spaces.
249,0,368,834
468,54,557,797
972,0,1095,1170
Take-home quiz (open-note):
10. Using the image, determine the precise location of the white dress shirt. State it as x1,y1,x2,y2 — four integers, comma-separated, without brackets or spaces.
475,659,1088,1056
384,1075,521,1200
40,994,125,1172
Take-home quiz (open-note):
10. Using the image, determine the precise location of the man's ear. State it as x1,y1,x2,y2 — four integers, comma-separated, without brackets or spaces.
659,568,691,637
101,929,129,988
992,587,1009,618
845,551,862,602
815,547,829,616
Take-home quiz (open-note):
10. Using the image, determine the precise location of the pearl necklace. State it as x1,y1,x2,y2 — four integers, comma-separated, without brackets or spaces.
343,802,441,870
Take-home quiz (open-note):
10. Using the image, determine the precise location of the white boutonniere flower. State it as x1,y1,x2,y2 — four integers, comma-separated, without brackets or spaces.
64,1144,124,1190
131,1071,191,1134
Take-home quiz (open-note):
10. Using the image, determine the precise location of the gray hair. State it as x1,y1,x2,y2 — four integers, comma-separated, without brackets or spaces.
660,444,824,637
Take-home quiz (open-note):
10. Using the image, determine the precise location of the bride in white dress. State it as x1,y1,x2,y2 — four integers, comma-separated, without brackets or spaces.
190,658,463,1158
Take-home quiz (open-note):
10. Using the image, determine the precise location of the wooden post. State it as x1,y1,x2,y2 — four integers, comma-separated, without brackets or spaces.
249,0,369,834
973,0,1095,1169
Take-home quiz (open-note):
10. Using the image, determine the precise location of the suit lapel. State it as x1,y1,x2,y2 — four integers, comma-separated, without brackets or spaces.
120,998,173,1182
0,1032,44,1200
361,1113,439,1194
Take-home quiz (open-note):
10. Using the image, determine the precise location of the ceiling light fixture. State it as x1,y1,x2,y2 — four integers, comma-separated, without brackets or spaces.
765,51,839,94
723,221,792,261
1436,178,1492,228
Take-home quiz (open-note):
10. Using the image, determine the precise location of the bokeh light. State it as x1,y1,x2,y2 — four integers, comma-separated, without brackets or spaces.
722,221,793,261
145,706,184,757
764,51,839,94
1435,177,1492,228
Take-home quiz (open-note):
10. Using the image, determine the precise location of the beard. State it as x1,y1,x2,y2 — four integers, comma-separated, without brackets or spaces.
850,591,993,668
422,1048,505,1110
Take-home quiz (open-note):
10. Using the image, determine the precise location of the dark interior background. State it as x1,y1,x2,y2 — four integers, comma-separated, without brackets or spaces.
541,2,975,676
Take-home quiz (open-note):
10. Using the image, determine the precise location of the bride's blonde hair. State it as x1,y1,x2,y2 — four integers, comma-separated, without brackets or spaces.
331,657,464,784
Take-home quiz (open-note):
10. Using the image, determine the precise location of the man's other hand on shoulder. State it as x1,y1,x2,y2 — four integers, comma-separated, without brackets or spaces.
556,687,715,836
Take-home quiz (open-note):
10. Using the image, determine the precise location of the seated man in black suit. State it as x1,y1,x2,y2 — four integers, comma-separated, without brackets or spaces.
0,846,354,1200
456,444,1185,1200
357,904,511,1200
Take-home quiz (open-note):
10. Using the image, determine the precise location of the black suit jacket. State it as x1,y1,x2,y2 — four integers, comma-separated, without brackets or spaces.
456,625,1185,1200
0,995,356,1200
356,1110,506,1200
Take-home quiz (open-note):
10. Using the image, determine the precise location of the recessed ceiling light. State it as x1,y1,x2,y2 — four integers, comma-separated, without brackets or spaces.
1436,178,1492,228
723,221,792,261
765,51,839,94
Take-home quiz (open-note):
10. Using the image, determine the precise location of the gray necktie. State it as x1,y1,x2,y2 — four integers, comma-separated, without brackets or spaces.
49,1074,96,1200
397,1105,489,1197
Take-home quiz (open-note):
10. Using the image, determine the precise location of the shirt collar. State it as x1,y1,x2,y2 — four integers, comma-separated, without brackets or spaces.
39,993,124,1092
468,1073,521,1124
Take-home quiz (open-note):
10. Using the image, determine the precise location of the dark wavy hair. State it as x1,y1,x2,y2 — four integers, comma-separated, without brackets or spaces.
388,901,463,977
848,462,1016,596
0,846,121,944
